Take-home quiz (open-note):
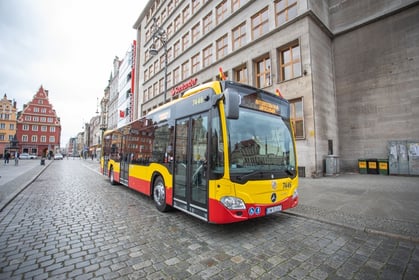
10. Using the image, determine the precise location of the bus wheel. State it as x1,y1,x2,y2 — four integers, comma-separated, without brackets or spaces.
153,176,169,212
109,167,116,185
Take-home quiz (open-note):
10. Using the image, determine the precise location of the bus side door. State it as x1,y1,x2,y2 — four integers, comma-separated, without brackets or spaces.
173,113,209,220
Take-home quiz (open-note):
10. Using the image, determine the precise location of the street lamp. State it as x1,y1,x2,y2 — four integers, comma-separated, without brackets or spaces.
149,17,168,104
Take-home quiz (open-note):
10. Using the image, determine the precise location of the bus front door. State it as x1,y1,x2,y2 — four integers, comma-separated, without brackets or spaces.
173,114,209,221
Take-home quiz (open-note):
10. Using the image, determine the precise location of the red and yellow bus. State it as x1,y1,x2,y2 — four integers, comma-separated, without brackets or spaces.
100,81,298,224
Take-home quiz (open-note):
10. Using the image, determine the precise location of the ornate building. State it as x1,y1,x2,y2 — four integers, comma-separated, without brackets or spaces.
0,94,18,158
16,86,61,157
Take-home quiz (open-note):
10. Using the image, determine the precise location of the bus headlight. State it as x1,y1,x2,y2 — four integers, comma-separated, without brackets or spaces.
292,189,298,199
220,196,246,210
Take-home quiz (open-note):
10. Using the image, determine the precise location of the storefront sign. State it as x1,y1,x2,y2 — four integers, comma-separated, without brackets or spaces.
171,78,198,96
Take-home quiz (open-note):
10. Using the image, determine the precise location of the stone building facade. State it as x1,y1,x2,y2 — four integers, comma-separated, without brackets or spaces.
132,0,419,176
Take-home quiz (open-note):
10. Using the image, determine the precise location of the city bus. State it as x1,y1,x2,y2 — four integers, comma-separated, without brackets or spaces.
100,81,298,224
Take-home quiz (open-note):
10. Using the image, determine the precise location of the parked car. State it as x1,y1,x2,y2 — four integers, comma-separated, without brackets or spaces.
19,153,37,159
54,153,64,160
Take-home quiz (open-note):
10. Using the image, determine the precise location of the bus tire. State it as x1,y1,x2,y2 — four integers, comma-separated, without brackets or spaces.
109,167,116,185
153,176,170,212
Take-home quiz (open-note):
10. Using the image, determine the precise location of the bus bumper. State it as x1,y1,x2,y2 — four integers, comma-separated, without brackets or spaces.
209,190,299,224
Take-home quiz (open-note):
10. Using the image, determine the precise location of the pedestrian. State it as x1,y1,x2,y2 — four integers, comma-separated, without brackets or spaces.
4,152,10,164
15,152,19,166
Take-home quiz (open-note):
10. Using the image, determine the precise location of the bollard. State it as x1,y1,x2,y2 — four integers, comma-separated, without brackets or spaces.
40,158,45,165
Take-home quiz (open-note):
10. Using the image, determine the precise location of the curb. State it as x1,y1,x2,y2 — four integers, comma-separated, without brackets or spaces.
283,211,419,244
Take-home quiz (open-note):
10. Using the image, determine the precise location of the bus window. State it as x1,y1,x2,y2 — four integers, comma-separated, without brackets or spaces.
152,123,174,168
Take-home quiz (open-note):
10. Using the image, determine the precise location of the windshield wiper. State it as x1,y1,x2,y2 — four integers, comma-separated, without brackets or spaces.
236,170,263,182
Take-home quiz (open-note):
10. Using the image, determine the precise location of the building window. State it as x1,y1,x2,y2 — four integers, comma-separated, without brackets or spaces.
159,78,164,94
41,126,47,132
191,53,200,74
33,116,39,122
182,60,189,80
41,108,47,113
182,5,190,23
148,86,153,100
47,117,52,123
49,136,55,143
216,34,228,60
251,7,269,40
25,116,31,121
192,0,201,13
41,136,47,143
160,55,165,70
203,44,212,67
149,65,154,78
154,82,158,97
168,1,174,15
167,70,172,88
173,67,180,84
234,64,248,84
32,135,37,142
144,69,149,81
290,98,304,139
161,8,167,23
50,127,56,132
232,22,246,51
167,23,173,38
9,124,14,130
278,42,301,81
174,15,181,32
216,0,228,25
34,107,39,112
23,124,29,131
174,40,180,58
254,55,271,88
232,0,241,12
22,135,28,142
165,47,171,64
32,125,38,131
203,12,212,35
192,22,201,44
275,0,298,26
154,60,159,74
182,32,190,51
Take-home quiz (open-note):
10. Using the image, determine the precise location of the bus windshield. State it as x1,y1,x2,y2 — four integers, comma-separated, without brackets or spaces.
227,108,296,182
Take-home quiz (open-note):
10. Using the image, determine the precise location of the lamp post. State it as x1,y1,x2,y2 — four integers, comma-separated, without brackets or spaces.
149,17,168,104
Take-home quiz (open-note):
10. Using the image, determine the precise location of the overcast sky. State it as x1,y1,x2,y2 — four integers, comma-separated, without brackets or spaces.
0,0,146,146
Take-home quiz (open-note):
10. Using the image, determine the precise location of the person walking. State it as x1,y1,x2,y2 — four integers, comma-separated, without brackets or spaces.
4,152,10,165
14,152,19,166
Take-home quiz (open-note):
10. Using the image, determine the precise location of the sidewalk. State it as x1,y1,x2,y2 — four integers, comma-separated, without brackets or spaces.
0,158,52,211
287,173,419,242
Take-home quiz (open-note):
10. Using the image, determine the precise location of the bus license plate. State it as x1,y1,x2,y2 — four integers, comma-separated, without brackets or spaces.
266,205,282,215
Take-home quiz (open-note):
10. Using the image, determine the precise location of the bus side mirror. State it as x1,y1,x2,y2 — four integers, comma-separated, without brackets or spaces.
224,89,240,119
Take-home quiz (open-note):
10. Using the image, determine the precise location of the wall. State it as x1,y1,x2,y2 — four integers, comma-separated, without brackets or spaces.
308,17,339,176
334,4,419,170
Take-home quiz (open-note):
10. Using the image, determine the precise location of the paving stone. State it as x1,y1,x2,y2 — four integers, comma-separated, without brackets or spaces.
0,160,418,279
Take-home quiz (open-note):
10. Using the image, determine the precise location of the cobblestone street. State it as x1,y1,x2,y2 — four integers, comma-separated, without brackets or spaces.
0,160,418,279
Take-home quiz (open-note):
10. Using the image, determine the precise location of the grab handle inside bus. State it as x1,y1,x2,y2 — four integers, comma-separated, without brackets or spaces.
224,89,240,119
